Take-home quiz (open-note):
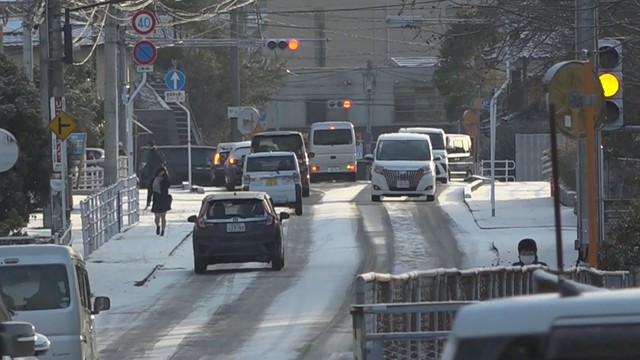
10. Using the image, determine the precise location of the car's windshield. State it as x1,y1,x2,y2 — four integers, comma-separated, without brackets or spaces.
423,133,445,150
206,199,266,219
0,264,71,311
313,129,353,145
376,139,431,161
252,135,304,156
231,146,251,159
247,156,296,172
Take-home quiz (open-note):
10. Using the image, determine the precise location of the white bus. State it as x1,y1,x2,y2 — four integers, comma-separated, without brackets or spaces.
308,121,357,182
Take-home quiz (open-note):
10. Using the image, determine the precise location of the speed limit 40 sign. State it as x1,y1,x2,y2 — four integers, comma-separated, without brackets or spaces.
131,10,157,36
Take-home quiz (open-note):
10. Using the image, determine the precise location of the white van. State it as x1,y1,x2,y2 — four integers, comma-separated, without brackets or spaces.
446,133,474,179
364,132,437,202
398,127,449,183
0,244,110,360
308,121,357,182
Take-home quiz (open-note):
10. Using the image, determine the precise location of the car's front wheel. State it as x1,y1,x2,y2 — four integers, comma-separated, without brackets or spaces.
194,256,207,274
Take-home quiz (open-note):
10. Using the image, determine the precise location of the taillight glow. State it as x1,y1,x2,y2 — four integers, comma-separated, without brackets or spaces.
329,126,336,130
214,153,221,165
347,164,356,171
196,205,208,229
312,165,319,172
229,158,236,165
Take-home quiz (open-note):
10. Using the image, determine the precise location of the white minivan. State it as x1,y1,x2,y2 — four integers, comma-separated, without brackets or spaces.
308,121,357,182
365,133,437,202
398,127,449,183
0,244,110,360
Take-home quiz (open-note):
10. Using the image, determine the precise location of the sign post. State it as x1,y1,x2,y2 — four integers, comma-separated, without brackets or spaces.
164,70,191,187
48,96,69,238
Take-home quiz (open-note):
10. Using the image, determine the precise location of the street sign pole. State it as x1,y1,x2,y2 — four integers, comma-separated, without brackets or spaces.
49,96,68,236
175,101,192,187
164,69,190,187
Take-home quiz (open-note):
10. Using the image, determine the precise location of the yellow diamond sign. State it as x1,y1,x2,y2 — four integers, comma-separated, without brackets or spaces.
49,111,77,140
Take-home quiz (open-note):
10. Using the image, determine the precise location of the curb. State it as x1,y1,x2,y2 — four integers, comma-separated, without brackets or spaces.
133,230,193,287
463,179,485,199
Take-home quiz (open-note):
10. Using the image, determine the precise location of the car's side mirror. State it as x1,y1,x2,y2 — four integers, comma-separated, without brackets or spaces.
0,321,36,358
34,332,51,356
280,212,290,220
364,154,374,162
187,215,197,223
92,296,110,314
307,152,315,158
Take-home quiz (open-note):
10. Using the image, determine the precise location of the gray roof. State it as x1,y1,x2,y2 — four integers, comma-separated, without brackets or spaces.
202,191,267,202
389,57,439,67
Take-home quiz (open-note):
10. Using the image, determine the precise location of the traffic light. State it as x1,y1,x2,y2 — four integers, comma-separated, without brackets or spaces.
63,10,73,64
597,39,623,130
327,99,353,109
265,39,300,51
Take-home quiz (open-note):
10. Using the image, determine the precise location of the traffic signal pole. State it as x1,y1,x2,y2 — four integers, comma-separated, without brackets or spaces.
229,8,241,142
575,0,599,267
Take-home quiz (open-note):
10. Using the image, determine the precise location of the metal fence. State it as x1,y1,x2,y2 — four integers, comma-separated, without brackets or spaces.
478,160,516,182
351,266,630,360
79,175,140,258
70,157,129,194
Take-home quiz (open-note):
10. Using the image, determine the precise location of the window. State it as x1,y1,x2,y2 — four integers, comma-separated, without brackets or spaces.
546,323,640,360
376,139,431,161
231,146,251,159
206,199,266,219
252,135,304,156
246,156,296,172
75,265,91,310
0,264,71,311
313,129,353,145
453,335,545,360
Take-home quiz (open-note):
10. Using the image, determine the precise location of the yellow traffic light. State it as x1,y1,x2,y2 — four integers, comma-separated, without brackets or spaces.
599,72,620,98
343,99,352,109
287,39,299,51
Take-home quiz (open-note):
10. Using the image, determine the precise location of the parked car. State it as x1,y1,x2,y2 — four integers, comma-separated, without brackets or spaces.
242,152,303,215
223,141,252,190
365,132,437,202
212,142,235,186
187,192,290,273
0,244,110,360
250,131,310,197
138,145,217,187
85,148,104,167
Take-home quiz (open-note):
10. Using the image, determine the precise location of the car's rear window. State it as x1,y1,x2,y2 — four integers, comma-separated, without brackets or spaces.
252,135,304,156
313,129,353,145
206,199,265,219
246,156,296,172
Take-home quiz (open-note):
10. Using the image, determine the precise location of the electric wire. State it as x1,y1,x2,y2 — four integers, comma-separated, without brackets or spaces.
73,4,108,65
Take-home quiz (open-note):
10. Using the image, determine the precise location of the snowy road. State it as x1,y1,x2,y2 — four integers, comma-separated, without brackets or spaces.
94,182,463,360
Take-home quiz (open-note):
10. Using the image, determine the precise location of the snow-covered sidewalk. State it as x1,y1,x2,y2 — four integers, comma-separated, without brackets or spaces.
439,181,578,270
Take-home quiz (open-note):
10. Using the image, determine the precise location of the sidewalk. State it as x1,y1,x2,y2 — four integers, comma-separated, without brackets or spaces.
25,188,206,307
439,181,578,269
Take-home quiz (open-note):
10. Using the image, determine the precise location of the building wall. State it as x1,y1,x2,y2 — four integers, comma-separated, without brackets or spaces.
265,65,451,138
260,0,457,67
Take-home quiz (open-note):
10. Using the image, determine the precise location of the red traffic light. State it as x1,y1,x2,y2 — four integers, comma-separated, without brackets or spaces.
288,39,299,51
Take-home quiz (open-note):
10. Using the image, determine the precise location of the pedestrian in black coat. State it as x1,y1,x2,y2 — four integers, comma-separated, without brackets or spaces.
146,166,171,236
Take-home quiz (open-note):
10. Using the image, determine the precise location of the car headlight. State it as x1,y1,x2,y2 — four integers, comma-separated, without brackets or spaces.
420,165,432,174
373,165,384,174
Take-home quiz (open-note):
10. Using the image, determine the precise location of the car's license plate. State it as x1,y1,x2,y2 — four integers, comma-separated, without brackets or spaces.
226,223,245,233
266,178,278,186
328,167,340,172
397,180,410,188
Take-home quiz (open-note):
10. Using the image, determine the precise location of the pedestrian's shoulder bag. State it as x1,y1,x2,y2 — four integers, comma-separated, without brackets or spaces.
167,194,173,210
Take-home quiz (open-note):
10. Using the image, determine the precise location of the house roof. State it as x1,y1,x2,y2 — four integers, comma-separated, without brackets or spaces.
389,57,439,67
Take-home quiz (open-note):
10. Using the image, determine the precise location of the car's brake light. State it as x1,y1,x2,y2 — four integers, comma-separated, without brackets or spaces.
312,165,319,172
347,164,356,171
214,153,221,165
229,158,236,165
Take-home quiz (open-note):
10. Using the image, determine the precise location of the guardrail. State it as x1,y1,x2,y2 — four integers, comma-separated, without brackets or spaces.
351,266,630,360
70,157,129,194
478,160,516,182
79,175,140,258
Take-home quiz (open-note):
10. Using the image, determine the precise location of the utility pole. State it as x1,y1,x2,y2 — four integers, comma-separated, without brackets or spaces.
363,60,375,154
46,0,68,237
103,5,119,185
22,8,33,81
38,5,50,228
229,8,241,142
117,17,128,172
575,0,598,266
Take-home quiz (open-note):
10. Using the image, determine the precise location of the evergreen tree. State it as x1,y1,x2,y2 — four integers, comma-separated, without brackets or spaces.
0,53,50,236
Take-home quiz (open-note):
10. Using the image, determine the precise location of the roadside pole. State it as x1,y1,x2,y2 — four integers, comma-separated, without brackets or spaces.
175,101,192,187
163,69,188,186
489,61,511,217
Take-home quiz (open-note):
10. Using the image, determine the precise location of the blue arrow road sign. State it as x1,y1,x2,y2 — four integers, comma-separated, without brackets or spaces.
165,70,186,91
